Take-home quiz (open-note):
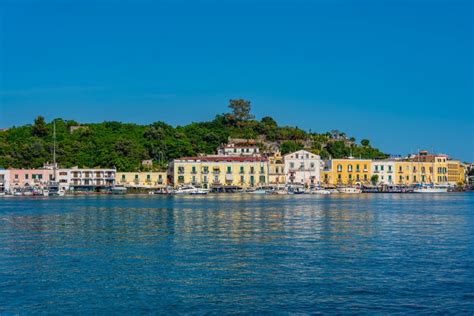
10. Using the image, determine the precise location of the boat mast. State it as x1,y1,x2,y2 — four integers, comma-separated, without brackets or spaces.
53,121,57,181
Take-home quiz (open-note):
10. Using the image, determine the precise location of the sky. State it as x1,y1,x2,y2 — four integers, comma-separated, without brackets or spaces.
0,0,473,161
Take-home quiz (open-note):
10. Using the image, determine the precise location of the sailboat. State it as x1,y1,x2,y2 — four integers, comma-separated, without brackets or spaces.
45,121,65,197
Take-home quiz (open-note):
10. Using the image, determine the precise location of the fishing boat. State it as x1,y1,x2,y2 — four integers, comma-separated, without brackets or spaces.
338,187,362,194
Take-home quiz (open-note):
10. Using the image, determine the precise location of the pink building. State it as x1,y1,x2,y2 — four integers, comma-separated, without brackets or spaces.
6,169,54,191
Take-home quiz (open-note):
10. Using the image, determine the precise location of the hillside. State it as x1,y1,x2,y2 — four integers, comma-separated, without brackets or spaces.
0,100,387,171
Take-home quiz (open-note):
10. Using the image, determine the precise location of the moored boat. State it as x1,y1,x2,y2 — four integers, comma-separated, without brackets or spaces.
338,187,362,194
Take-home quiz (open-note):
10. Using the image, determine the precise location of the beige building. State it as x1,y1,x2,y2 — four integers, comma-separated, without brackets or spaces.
116,172,167,188
170,156,268,189
268,152,285,185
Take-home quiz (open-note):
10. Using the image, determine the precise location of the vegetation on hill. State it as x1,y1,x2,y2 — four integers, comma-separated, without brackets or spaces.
0,100,387,171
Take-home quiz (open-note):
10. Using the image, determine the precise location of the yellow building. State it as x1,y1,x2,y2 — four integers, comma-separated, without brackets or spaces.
447,160,465,185
116,172,167,188
394,151,464,185
268,152,285,185
321,158,371,186
171,156,268,188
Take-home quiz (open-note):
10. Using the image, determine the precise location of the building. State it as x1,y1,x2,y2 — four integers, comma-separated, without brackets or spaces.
6,168,54,191
322,158,371,186
116,172,167,188
0,169,8,193
447,160,465,185
170,156,268,189
68,167,116,191
217,143,260,157
283,150,321,186
371,160,396,185
268,152,285,186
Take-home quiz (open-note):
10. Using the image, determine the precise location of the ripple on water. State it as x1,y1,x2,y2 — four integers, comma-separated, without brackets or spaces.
0,193,473,314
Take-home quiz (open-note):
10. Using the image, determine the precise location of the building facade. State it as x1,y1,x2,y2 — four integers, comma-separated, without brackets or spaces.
68,167,116,191
116,172,167,188
6,169,54,191
170,156,268,188
322,158,371,186
268,152,286,185
0,169,8,193
371,160,396,185
283,150,321,186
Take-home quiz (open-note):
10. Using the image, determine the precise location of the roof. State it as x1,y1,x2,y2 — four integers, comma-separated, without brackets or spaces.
175,156,267,162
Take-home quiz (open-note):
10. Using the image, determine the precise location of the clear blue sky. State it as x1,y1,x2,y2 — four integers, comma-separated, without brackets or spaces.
0,0,473,161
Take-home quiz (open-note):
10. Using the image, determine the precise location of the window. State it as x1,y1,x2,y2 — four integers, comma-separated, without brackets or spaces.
290,162,295,169
388,166,392,171
356,164,360,172
399,166,402,172
260,166,264,173
147,175,151,180
250,167,255,174
178,176,184,183
414,175,417,182
310,163,315,169
364,174,367,180
135,174,139,179
300,162,304,170
399,175,403,181
227,166,232,174
240,175,244,183
356,174,360,181
192,176,196,183
388,175,392,181
381,165,384,171
337,164,342,172
349,174,352,179
25,174,29,180
121,175,126,180
306,154,309,159
259,176,265,183
240,166,244,174
178,166,185,174
348,165,353,172
296,154,299,159
375,165,378,171
203,176,208,183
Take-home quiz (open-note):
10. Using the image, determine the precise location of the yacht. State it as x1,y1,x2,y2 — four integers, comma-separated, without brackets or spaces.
338,187,362,194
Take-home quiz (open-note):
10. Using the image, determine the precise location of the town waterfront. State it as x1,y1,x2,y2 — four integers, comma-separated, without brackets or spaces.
1,193,473,314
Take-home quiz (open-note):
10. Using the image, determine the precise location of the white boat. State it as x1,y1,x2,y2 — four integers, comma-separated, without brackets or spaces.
175,185,208,195
414,184,448,193
338,187,362,194
42,190,49,197
248,188,267,194
311,188,331,195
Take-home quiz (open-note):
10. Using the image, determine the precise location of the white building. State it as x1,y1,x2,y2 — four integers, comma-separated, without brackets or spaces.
217,143,260,157
284,150,322,186
0,169,9,192
68,167,116,191
372,160,395,185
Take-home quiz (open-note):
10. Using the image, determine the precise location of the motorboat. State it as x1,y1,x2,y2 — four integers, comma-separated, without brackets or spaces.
311,188,331,195
414,184,448,193
175,185,208,195
338,187,362,194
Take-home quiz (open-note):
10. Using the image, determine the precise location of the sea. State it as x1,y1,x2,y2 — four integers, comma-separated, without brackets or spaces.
0,193,473,314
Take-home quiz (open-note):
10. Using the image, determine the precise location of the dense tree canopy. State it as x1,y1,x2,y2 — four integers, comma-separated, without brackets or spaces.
0,105,387,171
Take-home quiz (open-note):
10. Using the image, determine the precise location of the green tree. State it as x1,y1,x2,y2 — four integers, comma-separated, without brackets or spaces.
371,174,379,185
361,139,370,147
280,141,303,155
228,99,254,121
32,116,47,137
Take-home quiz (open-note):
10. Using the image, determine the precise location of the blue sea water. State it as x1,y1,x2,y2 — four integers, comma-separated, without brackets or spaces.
0,193,473,314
